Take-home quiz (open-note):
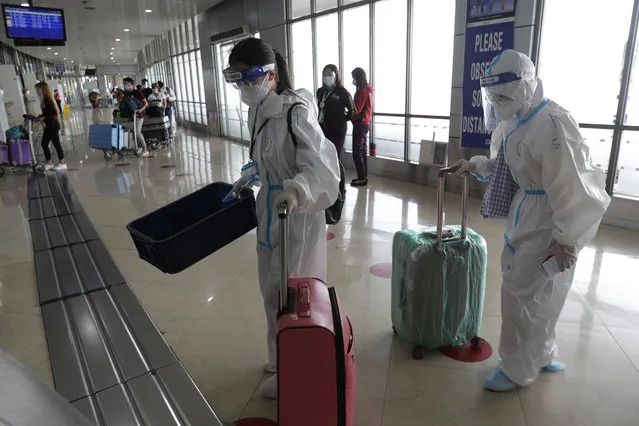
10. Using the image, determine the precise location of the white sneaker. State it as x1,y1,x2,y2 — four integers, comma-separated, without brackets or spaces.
44,163,54,172
264,361,276,374
54,163,67,172
260,375,277,399
141,151,150,158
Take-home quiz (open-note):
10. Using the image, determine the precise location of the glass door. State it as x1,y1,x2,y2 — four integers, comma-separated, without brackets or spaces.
214,40,250,142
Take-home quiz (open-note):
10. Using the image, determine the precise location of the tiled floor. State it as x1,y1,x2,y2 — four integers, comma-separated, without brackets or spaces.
1,109,639,425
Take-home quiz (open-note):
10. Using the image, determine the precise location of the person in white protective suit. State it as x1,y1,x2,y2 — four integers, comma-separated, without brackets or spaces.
451,49,611,392
224,38,340,399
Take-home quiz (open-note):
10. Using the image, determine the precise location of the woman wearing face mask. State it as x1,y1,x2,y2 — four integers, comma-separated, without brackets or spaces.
147,83,166,109
224,37,340,399
316,64,355,157
35,82,66,171
351,67,374,187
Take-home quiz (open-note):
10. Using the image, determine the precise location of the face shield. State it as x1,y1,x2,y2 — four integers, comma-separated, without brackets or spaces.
223,64,275,89
480,72,525,131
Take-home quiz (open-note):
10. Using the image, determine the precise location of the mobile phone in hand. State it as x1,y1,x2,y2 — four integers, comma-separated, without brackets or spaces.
542,256,561,279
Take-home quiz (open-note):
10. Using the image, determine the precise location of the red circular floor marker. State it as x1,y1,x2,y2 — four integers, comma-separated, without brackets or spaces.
439,339,493,363
115,163,130,167
327,232,335,241
235,419,277,426
160,165,176,169
370,262,392,279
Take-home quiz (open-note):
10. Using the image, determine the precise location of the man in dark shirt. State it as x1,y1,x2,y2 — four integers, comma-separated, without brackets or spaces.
122,77,149,157
141,79,153,99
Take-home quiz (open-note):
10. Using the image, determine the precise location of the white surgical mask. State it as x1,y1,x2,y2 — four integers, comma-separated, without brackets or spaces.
240,78,272,107
152,89,159,94
323,76,336,87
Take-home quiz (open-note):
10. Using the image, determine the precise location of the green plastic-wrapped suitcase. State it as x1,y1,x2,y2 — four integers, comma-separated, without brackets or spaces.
391,170,487,359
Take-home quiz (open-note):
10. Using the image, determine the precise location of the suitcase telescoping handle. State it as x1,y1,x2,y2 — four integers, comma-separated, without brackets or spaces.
436,167,469,245
278,202,290,311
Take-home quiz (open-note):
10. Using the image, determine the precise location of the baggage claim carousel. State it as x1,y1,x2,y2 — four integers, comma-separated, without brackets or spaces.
20,172,226,425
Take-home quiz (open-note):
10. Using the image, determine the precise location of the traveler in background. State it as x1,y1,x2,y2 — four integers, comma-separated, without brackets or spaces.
157,81,176,139
54,89,62,115
224,37,340,399
122,77,150,157
141,79,153,99
35,82,66,171
351,67,374,187
148,83,166,108
316,64,355,157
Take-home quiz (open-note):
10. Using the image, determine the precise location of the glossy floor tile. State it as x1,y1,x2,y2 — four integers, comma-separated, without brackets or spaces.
1,109,639,425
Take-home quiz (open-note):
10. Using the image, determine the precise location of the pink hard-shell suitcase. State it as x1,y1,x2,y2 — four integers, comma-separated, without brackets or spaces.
276,203,356,426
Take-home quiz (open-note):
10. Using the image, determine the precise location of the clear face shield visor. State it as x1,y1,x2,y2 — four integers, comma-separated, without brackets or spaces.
223,64,275,89
480,72,523,131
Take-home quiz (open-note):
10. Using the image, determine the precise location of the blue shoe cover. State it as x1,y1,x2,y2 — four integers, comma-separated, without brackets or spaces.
484,368,521,392
541,361,566,372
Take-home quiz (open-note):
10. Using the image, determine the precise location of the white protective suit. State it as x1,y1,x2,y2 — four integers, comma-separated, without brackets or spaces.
248,88,340,366
470,50,611,386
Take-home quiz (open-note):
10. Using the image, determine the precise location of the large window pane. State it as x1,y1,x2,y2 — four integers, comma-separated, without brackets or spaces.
315,13,339,90
615,131,639,198
374,0,407,114
291,20,314,91
411,0,454,116
190,51,200,103
580,128,613,172
539,0,633,124
316,0,336,13
373,116,405,161
408,118,450,163
343,5,369,102
623,35,639,124
290,0,311,19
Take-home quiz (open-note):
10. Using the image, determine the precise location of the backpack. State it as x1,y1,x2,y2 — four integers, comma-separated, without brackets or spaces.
287,102,346,225
119,94,143,118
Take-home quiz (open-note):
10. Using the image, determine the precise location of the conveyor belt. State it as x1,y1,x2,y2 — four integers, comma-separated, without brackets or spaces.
28,173,224,426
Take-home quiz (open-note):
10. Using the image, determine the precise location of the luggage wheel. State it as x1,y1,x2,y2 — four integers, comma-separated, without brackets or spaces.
470,336,485,348
103,151,114,160
150,142,158,150
412,346,426,360
33,163,45,173
0,167,5,177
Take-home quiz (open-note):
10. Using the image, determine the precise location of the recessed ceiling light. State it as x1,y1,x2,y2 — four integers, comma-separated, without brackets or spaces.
47,47,51,50
111,47,115,50
144,9,152,13
54,52,59,55
115,38,121,42
21,3,29,7
63,57,67,60
123,29,130,32
71,60,74,63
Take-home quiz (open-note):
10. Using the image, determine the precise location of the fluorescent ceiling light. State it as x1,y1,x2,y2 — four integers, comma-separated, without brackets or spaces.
47,47,51,50
123,29,130,32
115,38,121,42
63,57,66,60
144,9,152,13
20,3,29,7
54,52,58,55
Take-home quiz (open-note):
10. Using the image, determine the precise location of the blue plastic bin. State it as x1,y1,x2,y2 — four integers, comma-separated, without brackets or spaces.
126,182,257,274
89,124,124,150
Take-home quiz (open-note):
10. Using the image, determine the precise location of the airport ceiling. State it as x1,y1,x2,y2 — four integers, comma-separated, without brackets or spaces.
0,0,224,68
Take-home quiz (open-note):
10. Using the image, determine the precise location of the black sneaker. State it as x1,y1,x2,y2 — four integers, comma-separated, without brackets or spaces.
351,179,368,187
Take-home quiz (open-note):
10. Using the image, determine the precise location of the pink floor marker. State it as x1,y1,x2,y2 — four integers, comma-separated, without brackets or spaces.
327,232,335,241
115,163,130,167
370,262,392,279
235,419,277,426
439,338,493,363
